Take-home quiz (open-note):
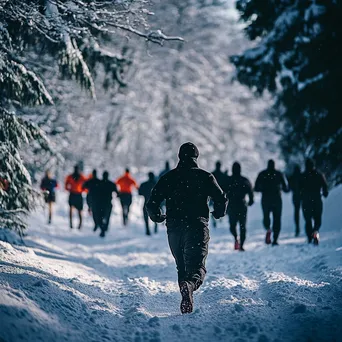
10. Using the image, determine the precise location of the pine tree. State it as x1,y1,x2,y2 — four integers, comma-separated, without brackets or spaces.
0,0,182,234
231,0,342,185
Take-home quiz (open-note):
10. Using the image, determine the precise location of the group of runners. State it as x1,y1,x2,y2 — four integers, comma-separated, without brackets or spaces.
40,142,329,313
40,148,329,245
40,163,171,237
210,157,328,250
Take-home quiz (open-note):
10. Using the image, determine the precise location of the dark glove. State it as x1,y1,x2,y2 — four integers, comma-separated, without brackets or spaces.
248,199,254,206
323,191,329,198
150,213,166,223
211,211,223,220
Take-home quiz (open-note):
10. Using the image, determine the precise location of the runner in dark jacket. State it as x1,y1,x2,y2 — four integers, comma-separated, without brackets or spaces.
147,142,227,314
82,169,102,231
211,161,228,228
225,162,254,251
254,160,288,246
40,170,58,224
139,172,158,235
97,171,118,238
288,164,302,237
300,159,328,245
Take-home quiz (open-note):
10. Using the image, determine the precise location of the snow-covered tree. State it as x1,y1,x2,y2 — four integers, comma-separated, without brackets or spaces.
63,0,277,177
0,0,182,233
231,0,342,185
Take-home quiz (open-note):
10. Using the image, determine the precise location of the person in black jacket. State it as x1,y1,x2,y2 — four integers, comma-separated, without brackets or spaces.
225,162,254,251
300,159,329,245
139,172,158,236
40,170,58,224
254,160,288,246
82,169,102,231
97,171,118,238
288,164,302,237
211,161,228,228
147,142,227,314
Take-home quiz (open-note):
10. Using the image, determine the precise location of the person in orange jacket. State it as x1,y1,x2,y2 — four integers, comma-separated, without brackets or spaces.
116,168,138,226
65,165,87,229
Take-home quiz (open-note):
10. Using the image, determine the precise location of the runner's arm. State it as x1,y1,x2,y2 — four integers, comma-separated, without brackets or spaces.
208,174,227,219
146,179,166,223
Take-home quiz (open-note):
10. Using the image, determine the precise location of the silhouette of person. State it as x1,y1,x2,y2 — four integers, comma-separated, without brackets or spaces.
116,168,138,226
300,158,329,245
225,162,254,251
254,160,288,246
288,164,302,236
65,165,87,229
147,142,227,314
40,170,58,224
82,169,102,231
211,161,228,228
96,171,118,238
159,161,171,178
139,172,158,235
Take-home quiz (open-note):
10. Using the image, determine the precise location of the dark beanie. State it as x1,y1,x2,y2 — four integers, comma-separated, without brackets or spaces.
178,142,199,160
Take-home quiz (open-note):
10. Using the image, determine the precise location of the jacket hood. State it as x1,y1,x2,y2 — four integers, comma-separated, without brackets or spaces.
178,142,199,160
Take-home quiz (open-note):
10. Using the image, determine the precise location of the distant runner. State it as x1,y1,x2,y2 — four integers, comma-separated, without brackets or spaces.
300,159,329,245
65,165,87,229
82,169,101,231
225,162,254,251
116,168,138,226
254,160,288,246
288,164,302,236
97,171,118,238
139,172,158,235
40,170,58,224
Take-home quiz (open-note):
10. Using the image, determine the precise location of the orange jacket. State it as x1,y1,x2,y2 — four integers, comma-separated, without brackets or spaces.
116,172,138,194
65,174,87,194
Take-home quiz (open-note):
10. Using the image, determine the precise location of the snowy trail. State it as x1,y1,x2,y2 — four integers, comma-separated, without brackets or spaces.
1,190,342,342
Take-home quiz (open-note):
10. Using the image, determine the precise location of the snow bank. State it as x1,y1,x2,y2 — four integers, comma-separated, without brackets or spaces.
0,188,341,342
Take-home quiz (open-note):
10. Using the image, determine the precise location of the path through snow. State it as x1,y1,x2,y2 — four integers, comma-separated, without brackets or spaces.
1,189,342,342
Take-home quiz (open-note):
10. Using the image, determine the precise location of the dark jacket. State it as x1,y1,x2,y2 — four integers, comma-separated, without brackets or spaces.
254,169,288,198
83,177,102,198
300,170,328,200
146,158,227,223
139,179,157,201
288,172,301,194
40,177,58,194
225,175,253,206
98,180,118,205
212,169,227,190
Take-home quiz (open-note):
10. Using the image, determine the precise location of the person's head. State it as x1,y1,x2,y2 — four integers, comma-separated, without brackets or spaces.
73,165,80,175
125,168,130,174
92,169,97,178
165,161,170,170
305,158,315,171
293,164,301,174
45,170,52,178
178,142,199,160
232,162,241,176
215,161,222,170
103,171,109,181
148,172,155,181
267,159,275,171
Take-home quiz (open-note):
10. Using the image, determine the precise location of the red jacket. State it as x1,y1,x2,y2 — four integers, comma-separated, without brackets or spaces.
116,172,138,194
65,174,87,194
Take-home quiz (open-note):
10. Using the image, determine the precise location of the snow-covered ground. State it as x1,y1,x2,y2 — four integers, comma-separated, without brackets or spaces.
1,188,341,342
